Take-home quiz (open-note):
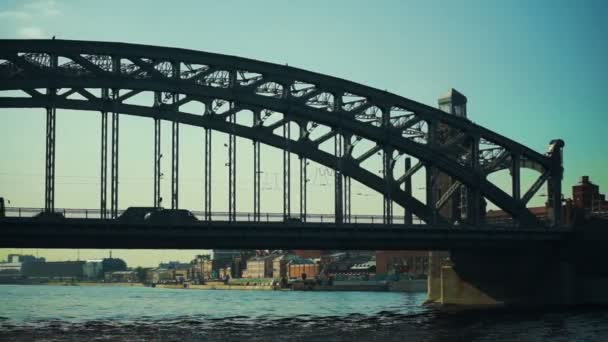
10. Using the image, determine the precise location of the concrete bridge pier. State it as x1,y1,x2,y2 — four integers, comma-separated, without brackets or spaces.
425,247,576,307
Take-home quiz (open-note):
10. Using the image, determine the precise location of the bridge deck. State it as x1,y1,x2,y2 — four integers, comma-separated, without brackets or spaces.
0,218,570,250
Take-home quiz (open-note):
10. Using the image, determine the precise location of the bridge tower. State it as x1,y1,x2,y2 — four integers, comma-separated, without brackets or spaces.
427,88,471,304
435,88,471,222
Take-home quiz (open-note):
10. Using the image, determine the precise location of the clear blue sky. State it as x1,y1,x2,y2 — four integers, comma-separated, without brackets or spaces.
0,0,606,266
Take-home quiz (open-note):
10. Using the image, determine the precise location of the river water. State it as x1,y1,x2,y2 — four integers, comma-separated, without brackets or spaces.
0,285,607,341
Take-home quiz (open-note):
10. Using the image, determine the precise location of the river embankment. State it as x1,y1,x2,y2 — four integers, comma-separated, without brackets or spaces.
0,278,427,292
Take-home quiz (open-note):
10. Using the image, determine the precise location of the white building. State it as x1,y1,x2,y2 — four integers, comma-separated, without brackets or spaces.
83,259,104,279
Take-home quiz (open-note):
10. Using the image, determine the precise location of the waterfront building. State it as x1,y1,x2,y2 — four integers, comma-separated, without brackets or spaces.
104,270,137,283
190,255,213,283
292,250,323,259
83,259,103,279
573,176,608,212
485,175,608,224
21,261,85,279
149,268,173,284
271,254,300,279
0,254,45,274
288,260,318,280
218,266,231,280
350,260,376,273
324,255,374,275
375,251,428,277
173,268,189,283
243,255,274,278
158,261,190,270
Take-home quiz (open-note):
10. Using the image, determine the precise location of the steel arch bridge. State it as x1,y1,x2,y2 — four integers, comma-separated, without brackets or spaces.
0,39,564,229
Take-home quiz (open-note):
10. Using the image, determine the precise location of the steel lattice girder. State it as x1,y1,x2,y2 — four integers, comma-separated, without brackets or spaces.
0,39,558,226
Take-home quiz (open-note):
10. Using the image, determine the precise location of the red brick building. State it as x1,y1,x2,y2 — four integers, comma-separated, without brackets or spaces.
293,250,323,259
573,176,607,212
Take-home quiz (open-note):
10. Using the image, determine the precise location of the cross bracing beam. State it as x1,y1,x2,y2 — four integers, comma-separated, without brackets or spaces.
0,39,561,227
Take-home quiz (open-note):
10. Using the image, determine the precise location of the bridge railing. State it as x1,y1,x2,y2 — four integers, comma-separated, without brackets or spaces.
3,207,533,227
3,207,427,225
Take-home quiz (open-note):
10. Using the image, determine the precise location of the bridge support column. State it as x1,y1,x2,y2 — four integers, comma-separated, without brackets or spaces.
426,248,576,307
425,251,443,304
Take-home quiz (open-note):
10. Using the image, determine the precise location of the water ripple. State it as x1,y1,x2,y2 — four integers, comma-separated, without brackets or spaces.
1,285,608,341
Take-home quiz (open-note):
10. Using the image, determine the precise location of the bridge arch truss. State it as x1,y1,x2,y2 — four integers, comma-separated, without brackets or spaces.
0,40,564,227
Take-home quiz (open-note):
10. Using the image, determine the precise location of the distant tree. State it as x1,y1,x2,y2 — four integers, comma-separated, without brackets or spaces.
102,258,127,273
135,266,147,283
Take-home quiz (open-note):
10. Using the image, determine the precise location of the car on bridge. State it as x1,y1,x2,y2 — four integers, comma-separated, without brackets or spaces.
118,207,162,223
33,211,66,221
284,216,302,223
144,209,198,225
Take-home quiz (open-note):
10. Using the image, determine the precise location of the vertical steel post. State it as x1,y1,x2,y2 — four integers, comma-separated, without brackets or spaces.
333,94,344,224
171,111,179,209
100,88,108,218
404,157,413,225
512,154,521,201
228,104,236,222
171,62,180,210
110,57,120,219
153,92,162,208
383,149,393,224
44,105,56,212
110,89,119,219
511,153,521,227
382,107,392,225
426,120,438,225
283,122,291,219
44,54,57,213
468,135,481,226
334,133,343,224
344,175,351,223
204,127,212,221
342,133,351,223
300,156,307,222
253,111,261,222
228,71,237,222
253,138,260,221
